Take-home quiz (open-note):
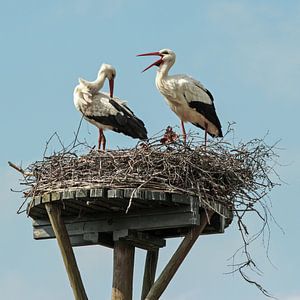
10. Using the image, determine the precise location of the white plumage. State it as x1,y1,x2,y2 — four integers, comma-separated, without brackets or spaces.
74,64,148,150
138,49,222,144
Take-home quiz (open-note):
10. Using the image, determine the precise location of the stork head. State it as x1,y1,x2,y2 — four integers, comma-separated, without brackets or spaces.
99,63,116,97
137,49,176,72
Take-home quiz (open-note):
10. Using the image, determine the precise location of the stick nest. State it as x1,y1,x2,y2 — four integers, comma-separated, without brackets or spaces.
20,130,278,213
13,128,280,297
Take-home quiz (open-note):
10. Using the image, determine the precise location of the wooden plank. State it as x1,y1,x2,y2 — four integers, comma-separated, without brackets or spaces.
108,189,124,199
60,201,86,215
51,191,61,201
123,188,144,199
145,210,214,300
64,198,96,215
76,189,89,198
42,193,51,203
62,190,76,200
28,209,47,219
28,201,47,219
127,188,174,210
112,241,135,300
141,249,159,300
33,205,200,240
69,235,98,247
144,190,167,202
60,201,82,217
85,201,111,212
45,203,88,300
90,188,106,198
125,232,165,250
33,196,42,206
106,189,129,211
71,232,113,248
113,230,165,250
171,194,194,205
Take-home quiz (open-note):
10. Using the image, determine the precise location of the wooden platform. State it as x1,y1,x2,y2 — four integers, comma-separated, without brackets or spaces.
28,187,233,250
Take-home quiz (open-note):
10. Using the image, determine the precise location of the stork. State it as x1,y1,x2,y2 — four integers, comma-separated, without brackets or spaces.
137,49,223,145
74,64,148,150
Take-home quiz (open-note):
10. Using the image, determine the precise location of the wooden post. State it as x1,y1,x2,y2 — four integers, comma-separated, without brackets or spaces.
145,210,214,300
45,203,88,300
141,249,159,300
112,240,135,300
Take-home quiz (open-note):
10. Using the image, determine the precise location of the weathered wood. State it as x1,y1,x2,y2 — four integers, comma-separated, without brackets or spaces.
113,230,166,250
145,210,214,300
33,204,199,242
144,190,167,202
141,249,159,300
26,188,233,300
63,233,114,248
45,203,88,300
42,193,51,203
28,188,233,226
90,188,106,198
51,191,61,201
62,190,76,199
112,241,135,300
171,193,193,205
76,189,89,198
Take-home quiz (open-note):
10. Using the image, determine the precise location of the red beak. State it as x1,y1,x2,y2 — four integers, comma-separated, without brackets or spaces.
109,79,114,98
137,51,163,72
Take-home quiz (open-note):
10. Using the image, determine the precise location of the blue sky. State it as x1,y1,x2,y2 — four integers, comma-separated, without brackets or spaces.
1,1,300,299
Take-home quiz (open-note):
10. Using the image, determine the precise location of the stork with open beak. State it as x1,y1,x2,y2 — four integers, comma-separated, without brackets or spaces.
73,63,148,150
137,49,223,145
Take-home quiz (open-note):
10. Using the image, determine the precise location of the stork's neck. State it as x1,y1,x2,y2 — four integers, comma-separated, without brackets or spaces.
92,72,107,91
156,60,174,82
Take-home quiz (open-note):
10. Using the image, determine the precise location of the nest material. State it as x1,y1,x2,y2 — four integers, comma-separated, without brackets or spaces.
21,132,277,212
15,129,279,296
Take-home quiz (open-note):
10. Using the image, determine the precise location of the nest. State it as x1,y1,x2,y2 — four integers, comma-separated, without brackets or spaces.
19,130,278,213
12,128,280,296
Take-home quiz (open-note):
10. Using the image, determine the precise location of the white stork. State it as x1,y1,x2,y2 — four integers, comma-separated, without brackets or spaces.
137,49,223,145
74,64,148,150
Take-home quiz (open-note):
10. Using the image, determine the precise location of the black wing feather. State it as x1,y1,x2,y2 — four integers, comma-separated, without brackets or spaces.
86,99,148,140
187,89,223,137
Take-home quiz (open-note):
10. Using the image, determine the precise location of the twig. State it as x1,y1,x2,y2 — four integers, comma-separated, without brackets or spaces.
8,161,32,176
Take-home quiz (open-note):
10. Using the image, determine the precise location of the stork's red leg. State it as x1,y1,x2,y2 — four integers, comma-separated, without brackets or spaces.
102,132,106,151
181,120,187,145
98,128,103,150
204,123,208,149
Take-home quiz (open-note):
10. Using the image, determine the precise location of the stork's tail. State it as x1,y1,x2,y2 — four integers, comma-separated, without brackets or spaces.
118,115,148,140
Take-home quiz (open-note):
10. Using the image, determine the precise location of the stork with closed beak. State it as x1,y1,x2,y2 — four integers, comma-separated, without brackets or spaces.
137,49,222,145
74,63,148,150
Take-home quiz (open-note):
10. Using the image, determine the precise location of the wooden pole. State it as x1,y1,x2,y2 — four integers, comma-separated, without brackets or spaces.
112,240,135,300
145,210,214,300
45,203,88,300
141,249,159,300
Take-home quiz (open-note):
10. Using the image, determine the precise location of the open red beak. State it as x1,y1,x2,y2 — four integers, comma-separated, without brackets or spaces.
109,79,114,98
137,51,163,72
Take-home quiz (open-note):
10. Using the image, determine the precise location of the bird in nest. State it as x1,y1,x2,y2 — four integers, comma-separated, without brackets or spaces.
138,48,223,146
74,63,148,150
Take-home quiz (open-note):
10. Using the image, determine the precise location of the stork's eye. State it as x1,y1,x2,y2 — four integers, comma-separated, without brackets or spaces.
161,50,169,55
